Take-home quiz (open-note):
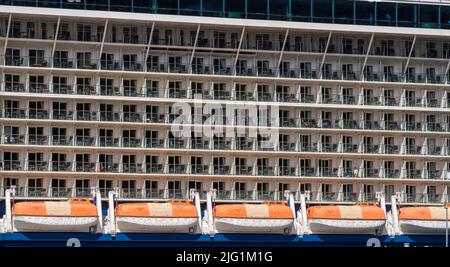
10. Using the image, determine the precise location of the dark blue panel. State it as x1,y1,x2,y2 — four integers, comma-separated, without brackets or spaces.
12,0,36,7
441,6,450,29
110,0,131,11
291,0,311,22
334,0,353,24
313,0,332,23
157,0,178,14
248,0,267,20
180,0,201,15
355,1,374,25
419,4,439,28
133,0,152,13
37,0,60,8
203,0,223,17
398,3,416,28
377,2,396,26
269,0,289,20
225,0,245,18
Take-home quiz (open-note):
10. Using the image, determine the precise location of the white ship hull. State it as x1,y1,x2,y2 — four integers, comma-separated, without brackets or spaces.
400,220,450,235
116,217,198,233
214,218,293,234
308,219,386,234
13,216,99,232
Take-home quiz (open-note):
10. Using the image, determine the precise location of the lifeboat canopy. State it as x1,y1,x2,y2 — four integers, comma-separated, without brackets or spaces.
308,204,385,220
114,201,199,233
12,199,99,232
115,200,198,218
213,202,294,234
12,199,97,217
398,206,450,235
306,205,386,234
214,202,294,219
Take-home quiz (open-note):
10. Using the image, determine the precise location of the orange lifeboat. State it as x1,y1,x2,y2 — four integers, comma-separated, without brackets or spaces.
12,199,99,232
115,201,199,233
307,205,386,234
398,206,450,234
213,202,294,234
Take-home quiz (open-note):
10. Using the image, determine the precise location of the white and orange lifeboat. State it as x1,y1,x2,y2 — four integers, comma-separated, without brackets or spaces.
398,206,450,234
12,199,99,232
115,201,199,233
213,202,294,234
307,204,386,234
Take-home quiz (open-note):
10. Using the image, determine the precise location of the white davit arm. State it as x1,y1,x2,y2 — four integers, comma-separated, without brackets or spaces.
376,191,389,235
300,193,309,234
206,191,215,237
107,189,117,235
193,191,202,233
286,191,296,220
92,188,103,232
376,191,386,216
4,187,15,232
390,194,401,235
285,191,299,235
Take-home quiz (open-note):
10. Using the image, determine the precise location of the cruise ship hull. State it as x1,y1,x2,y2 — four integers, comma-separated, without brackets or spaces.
0,233,447,247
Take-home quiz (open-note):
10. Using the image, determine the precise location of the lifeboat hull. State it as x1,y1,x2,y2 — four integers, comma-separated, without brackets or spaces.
116,217,198,233
215,218,293,234
308,219,385,234
13,216,98,232
400,220,450,235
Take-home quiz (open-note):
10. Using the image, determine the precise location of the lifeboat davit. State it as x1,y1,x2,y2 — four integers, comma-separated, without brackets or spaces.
12,199,99,232
399,206,450,234
115,201,199,233
307,205,386,234
213,202,294,234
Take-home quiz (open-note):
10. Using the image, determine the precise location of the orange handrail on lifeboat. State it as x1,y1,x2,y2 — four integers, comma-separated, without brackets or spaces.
12,199,98,217
214,203,293,219
307,205,385,220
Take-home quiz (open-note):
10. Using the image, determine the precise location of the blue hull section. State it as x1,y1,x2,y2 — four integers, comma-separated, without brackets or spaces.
0,233,448,247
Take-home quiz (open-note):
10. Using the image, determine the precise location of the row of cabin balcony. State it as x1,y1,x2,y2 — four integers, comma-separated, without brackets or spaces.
2,103,450,133
0,176,445,204
2,113,450,134
2,152,449,180
2,76,450,109
0,185,444,204
4,48,450,85
4,19,450,60
2,125,450,156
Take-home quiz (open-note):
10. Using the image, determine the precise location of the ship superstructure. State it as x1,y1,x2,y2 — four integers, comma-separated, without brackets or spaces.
0,0,449,246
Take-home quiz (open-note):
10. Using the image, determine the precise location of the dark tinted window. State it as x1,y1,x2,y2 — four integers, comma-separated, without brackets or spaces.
248,0,267,19
355,1,375,25
335,0,354,24
398,3,416,27
157,0,178,14
203,0,224,16
292,0,311,22
270,0,290,20
377,2,396,26
313,0,333,23
419,4,439,27
225,0,245,18
180,0,201,15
